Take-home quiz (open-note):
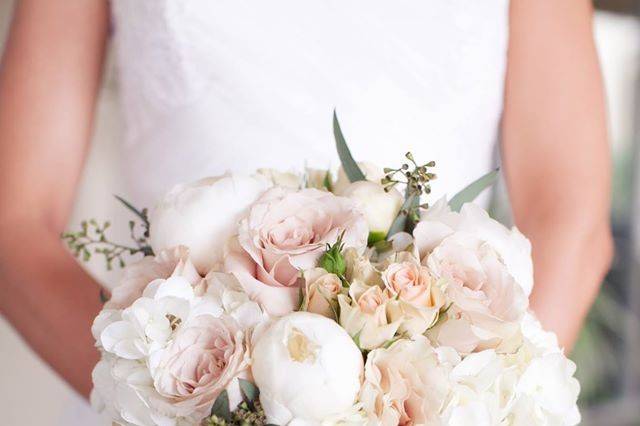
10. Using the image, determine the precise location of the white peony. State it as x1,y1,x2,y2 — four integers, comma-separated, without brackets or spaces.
341,180,403,237
149,174,271,274
251,312,364,425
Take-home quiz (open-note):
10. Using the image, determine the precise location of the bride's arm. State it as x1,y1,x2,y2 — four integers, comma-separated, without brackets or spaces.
0,0,109,397
502,0,613,350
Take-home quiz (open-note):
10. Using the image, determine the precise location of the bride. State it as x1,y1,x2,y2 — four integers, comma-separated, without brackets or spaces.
0,0,612,424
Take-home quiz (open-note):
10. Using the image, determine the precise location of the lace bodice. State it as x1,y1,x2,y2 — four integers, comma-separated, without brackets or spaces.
110,0,509,206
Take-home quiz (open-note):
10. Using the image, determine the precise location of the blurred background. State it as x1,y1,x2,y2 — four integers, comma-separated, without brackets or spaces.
1,1,639,425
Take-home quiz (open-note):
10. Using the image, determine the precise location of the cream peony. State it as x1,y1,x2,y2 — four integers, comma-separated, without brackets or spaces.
302,268,342,319
341,180,403,237
359,336,452,425
251,312,364,425
106,246,200,310
225,187,368,316
150,174,271,274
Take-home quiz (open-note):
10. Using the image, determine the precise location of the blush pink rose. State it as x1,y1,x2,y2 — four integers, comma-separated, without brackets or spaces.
383,261,441,308
148,315,248,421
106,246,201,310
383,259,445,337
225,187,368,315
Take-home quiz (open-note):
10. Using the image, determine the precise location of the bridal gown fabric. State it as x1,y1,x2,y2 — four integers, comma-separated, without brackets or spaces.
63,0,509,424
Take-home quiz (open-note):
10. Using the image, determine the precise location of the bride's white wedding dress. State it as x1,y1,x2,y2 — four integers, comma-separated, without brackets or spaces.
65,0,509,424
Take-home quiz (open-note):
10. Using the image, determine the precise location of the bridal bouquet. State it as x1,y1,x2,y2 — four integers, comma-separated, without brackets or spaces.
66,114,580,426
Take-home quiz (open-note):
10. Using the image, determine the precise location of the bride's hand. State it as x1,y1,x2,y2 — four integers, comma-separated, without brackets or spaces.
502,0,613,351
0,0,110,397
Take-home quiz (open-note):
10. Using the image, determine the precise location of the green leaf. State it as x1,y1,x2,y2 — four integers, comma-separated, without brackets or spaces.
367,231,387,246
238,378,259,406
333,110,365,183
386,193,418,238
114,195,150,226
448,169,499,212
210,390,231,421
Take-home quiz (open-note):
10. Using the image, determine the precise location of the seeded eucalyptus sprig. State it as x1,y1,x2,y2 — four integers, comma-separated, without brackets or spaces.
382,152,437,202
62,196,153,270
384,152,437,237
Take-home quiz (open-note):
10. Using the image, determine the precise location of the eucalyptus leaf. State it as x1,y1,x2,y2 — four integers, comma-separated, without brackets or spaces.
448,168,499,212
238,378,259,408
210,389,231,421
386,194,418,238
333,110,365,183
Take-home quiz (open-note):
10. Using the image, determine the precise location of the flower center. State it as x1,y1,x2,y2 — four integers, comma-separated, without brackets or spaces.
286,327,318,363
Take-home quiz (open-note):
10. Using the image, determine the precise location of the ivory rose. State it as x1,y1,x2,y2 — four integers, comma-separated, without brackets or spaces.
150,174,271,274
344,247,384,287
302,268,342,319
225,187,368,316
338,281,401,350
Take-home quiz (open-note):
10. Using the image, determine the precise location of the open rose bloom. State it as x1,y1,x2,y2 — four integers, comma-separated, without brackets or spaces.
85,163,580,426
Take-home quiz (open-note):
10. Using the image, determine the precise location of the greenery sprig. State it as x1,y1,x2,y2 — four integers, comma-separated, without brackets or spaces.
61,196,153,270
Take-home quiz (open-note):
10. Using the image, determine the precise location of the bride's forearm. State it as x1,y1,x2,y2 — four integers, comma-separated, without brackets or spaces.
0,222,102,398
503,0,612,350
519,213,613,351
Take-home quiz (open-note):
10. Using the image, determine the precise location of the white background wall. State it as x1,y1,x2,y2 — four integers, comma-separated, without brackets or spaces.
0,2,638,425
